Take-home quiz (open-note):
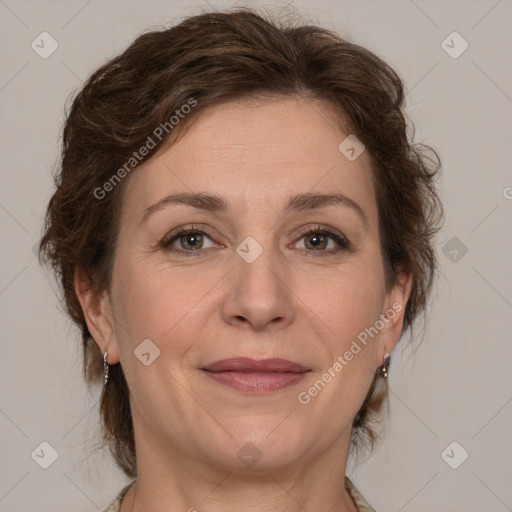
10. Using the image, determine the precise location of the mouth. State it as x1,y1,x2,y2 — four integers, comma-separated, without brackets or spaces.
201,357,312,393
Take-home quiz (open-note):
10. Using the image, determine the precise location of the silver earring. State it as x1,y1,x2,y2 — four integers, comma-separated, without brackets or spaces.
380,352,390,379
103,351,109,386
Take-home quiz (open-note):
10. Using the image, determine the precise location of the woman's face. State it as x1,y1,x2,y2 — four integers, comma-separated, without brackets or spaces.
86,96,410,475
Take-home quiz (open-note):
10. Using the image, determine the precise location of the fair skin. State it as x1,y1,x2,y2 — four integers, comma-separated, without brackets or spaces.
76,95,411,512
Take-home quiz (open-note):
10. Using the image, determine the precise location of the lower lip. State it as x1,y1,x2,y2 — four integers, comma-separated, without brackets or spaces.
203,370,310,393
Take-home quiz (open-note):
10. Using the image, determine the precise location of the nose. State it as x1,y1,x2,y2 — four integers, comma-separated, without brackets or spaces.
221,238,296,332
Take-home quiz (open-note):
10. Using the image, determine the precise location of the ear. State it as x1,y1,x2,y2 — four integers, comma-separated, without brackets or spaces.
376,271,413,366
74,267,120,364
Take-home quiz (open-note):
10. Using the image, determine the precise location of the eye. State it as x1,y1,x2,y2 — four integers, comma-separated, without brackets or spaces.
163,227,216,255
293,226,350,256
161,224,350,257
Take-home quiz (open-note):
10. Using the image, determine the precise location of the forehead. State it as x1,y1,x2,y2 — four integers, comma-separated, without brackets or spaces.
166,96,362,167
120,96,376,222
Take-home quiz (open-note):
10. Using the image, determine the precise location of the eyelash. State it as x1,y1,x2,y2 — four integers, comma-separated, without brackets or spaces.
161,224,350,258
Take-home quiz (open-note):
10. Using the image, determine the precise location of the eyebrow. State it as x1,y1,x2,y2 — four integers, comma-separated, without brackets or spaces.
140,191,369,230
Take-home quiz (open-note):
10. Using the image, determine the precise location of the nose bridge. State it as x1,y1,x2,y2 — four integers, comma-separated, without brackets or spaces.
234,232,283,294
222,231,295,330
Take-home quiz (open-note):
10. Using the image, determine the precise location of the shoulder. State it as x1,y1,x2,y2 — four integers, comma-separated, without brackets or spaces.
102,481,136,512
345,476,377,512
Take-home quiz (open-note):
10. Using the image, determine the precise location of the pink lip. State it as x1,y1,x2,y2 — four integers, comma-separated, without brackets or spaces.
202,358,311,393
203,357,310,373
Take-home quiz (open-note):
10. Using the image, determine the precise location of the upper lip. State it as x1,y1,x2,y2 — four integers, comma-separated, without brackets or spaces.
202,357,310,373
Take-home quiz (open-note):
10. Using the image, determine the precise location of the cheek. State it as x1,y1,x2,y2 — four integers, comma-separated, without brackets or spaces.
310,264,384,411
111,257,216,355
303,264,384,351
297,269,381,423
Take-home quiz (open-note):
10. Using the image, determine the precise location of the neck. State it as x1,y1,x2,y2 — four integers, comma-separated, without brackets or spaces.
123,472,358,512
121,431,359,512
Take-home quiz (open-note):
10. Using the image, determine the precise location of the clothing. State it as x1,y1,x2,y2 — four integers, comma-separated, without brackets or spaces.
102,476,376,512
102,481,133,512
345,476,377,512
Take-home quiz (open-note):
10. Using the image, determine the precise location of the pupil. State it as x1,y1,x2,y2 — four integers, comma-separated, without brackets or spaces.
308,233,326,249
183,233,201,249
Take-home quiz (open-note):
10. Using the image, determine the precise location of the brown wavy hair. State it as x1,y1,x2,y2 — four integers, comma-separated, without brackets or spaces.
39,7,444,477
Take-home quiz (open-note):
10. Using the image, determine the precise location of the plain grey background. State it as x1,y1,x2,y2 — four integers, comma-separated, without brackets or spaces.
1,1,511,511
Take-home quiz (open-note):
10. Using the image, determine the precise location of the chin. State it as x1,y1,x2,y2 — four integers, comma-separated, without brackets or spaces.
202,416,311,473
